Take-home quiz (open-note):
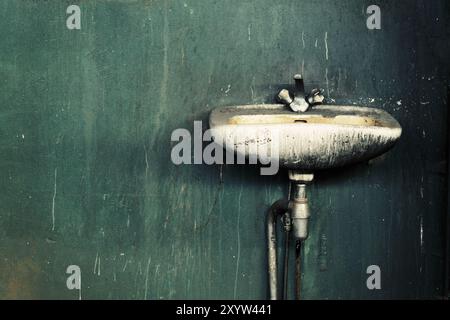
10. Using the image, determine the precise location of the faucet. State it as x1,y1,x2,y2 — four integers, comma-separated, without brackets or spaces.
277,74,325,112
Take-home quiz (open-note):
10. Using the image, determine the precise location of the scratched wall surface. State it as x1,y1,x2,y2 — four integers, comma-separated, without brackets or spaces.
0,0,449,299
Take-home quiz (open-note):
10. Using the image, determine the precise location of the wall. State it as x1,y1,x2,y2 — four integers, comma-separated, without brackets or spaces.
0,0,448,299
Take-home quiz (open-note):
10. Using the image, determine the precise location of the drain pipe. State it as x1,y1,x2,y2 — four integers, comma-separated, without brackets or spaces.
289,171,313,300
295,240,302,300
289,180,311,241
267,199,289,300
267,171,313,300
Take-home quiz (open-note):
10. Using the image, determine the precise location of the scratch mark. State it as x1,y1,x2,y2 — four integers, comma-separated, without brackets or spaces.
233,185,243,299
98,256,101,276
133,261,142,296
93,252,99,274
247,24,251,41
122,259,129,272
144,144,149,177
196,167,223,232
93,252,101,276
144,257,151,299
325,68,330,97
151,4,170,145
315,38,318,47
250,76,256,102
153,264,160,297
301,31,305,48
51,168,57,231
419,216,424,273
324,31,329,60
181,46,185,65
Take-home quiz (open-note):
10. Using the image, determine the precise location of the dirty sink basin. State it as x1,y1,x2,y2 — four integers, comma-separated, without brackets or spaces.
209,104,402,170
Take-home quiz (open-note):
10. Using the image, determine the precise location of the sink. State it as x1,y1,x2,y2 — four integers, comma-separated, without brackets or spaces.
208,74,404,300
209,104,402,170
209,96,402,299
209,75,403,300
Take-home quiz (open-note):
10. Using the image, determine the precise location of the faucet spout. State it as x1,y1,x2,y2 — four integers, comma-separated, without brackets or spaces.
293,74,306,97
289,74,310,112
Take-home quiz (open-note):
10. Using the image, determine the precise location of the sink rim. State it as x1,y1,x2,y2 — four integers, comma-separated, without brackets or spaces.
210,104,402,131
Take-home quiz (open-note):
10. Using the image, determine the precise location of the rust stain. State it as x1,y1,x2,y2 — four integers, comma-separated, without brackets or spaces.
2,257,40,299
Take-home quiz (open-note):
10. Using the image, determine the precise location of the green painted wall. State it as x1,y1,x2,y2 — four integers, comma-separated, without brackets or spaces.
0,0,448,299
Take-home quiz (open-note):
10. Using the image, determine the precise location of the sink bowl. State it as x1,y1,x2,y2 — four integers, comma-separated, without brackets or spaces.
209,104,402,170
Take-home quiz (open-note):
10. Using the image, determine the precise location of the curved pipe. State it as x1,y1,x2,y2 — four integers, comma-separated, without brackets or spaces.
267,199,289,300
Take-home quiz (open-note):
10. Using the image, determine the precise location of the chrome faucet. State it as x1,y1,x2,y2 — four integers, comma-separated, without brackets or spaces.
277,74,325,112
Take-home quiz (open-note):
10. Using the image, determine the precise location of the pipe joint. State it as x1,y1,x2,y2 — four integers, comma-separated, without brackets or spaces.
289,183,310,241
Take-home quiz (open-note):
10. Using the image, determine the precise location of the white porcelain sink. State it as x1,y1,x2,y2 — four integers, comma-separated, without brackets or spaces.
209,104,402,170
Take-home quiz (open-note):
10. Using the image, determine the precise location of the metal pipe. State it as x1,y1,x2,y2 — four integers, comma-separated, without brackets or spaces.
282,211,292,300
290,183,310,241
267,171,313,300
282,230,290,300
295,240,302,300
267,199,289,300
